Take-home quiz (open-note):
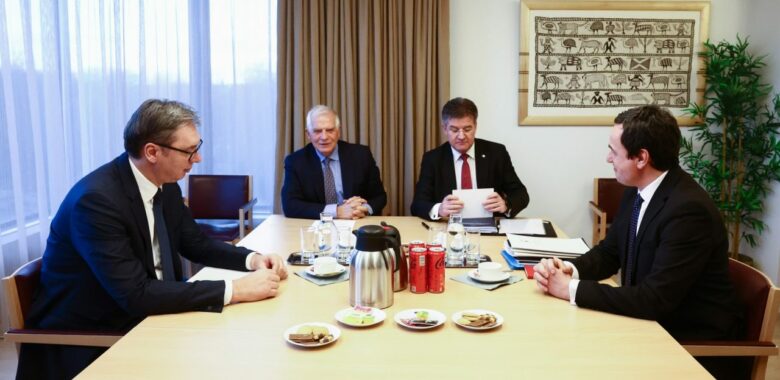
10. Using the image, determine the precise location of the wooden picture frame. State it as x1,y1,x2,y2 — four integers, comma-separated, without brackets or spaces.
518,1,710,126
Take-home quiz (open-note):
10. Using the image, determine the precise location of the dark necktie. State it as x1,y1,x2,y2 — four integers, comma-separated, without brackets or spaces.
323,157,338,204
153,190,176,281
461,153,473,189
625,193,644,286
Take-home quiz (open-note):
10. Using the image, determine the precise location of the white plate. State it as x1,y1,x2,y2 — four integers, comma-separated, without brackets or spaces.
451,309,504,331
467,269,510,283
284,322,341,348
305,265,347,278
334,307,386,327
393,309,446,330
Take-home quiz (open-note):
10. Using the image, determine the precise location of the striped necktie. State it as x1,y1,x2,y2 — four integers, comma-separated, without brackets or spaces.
323,157,338,204
624,193,644,286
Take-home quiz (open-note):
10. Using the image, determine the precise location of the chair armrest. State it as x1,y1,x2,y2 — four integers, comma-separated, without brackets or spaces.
682,340,779,357
239,198,257,216
589,201,606,217
5,329,123,347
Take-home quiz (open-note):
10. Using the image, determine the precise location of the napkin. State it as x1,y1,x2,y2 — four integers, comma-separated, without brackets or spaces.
294,270,349,286
450,273,522,291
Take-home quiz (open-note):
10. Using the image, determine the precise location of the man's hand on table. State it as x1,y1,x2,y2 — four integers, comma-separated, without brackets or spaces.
250,253,288,279
533,257,572,301
231,270,280,303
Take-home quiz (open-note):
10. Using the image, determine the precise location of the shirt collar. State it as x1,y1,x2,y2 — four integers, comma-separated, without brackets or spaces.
314,144,340,163
128,157,161,203
637,170,668,202
450,144,475,161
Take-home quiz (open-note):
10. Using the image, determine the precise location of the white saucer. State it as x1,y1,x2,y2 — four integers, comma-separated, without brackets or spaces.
334,306,386,327
305,265,347,278
284,322,341,347
467,269,510,283
394,309,446,330
452,309,504,330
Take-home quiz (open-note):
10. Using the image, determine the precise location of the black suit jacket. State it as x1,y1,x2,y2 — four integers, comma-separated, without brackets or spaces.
573,166,743,341
281,141,387,219
18,153,252,379
410,139,529,220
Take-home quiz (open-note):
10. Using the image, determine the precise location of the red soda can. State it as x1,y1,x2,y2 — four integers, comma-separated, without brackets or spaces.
409,247,428,293
408,240,426,250
427,247,445,293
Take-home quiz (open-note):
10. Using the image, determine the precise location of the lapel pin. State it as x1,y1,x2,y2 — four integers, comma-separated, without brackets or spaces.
481,154,485,158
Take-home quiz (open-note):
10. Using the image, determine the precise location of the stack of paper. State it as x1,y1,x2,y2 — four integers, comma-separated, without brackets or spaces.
505,234,590,264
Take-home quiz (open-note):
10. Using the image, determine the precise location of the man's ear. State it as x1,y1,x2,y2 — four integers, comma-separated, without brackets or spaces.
635,148,651,170
143,143,160,164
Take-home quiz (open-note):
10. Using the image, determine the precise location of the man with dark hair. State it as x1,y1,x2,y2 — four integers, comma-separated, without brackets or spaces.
282,105,387,219
533,105,746,379
17,99,288,379
411,97,529,220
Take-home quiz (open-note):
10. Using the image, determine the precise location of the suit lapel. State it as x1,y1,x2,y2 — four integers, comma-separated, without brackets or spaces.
114,154,155,275
306,144,327,203
474,139,489,188
441,143,456,190
636,167,681,244
338,142,353,197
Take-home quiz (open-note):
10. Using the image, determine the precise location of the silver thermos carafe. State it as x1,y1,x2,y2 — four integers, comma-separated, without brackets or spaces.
349,225,394,309
380,222,408,292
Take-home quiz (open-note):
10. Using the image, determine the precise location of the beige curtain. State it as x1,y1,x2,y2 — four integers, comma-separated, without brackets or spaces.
275,0,450,216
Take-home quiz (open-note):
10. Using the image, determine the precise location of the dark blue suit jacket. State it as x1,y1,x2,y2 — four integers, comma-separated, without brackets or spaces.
573,166,743,341
281,141,387,219
18,153,252,379
410,139,529,220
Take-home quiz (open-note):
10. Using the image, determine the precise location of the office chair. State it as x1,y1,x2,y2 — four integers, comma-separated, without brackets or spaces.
3,258,122,352
588,178,628,245
187,174,257,243
682,259,780,380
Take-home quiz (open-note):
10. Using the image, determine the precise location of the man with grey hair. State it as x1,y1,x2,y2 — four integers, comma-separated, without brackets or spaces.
17,99,288,379
282,105,387,219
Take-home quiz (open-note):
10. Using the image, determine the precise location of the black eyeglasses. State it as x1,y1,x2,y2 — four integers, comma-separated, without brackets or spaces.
156,139,203,161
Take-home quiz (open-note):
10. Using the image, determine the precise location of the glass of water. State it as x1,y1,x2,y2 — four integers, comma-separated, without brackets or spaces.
300,226,319,265
465,231,481,265
446,213,465,266
336,225,354,264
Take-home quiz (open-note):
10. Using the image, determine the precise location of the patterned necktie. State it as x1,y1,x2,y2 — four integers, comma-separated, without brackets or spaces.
625,193,644,286
461,153,473,189
153,190,176,281
323,157,338,204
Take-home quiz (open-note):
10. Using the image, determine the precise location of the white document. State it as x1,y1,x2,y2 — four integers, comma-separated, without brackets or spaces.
187,267,248,282
452,188,494,219
499,218,545,235
506,234,590,255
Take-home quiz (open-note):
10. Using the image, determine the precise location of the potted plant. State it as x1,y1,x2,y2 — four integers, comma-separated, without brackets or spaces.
680,36,780,263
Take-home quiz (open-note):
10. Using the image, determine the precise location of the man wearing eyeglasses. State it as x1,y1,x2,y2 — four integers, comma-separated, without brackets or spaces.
411,97,530,220
17,99,288,379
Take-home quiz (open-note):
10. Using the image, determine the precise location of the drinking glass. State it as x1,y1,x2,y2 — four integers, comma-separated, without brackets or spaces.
465,231,481,265
336,225,354,264
427,225,447,247
300,226,320,265
446,213,465,266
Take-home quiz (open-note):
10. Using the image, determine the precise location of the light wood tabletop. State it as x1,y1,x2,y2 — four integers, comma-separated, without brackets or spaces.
77,215,711,379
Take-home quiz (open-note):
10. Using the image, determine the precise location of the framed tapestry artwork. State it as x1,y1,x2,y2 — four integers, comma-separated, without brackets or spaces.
518,1,710,126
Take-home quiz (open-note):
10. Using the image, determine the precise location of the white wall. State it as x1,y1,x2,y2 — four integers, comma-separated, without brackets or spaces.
450,0,780,282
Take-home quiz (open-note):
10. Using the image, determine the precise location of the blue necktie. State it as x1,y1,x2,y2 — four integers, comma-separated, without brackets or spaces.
625,193,644,286
153,190,176,281
322,157,338,204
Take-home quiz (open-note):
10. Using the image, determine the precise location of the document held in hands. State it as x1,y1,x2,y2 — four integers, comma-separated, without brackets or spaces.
452,188,494,219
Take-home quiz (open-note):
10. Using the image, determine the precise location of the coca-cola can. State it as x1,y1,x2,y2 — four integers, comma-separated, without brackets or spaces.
408,240,426,250
409,247,428,293
427,247,445,293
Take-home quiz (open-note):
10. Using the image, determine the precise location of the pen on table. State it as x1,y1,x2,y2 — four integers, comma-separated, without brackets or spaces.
421,222,431,230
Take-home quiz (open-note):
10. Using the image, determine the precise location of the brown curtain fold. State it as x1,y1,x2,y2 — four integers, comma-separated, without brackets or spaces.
275,0,450,216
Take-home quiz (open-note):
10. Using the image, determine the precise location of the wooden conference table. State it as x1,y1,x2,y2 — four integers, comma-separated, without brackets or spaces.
78,215,711,379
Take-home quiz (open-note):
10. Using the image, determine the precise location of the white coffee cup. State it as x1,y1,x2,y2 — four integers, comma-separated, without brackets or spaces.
477,262,503,280
313,256,342,275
